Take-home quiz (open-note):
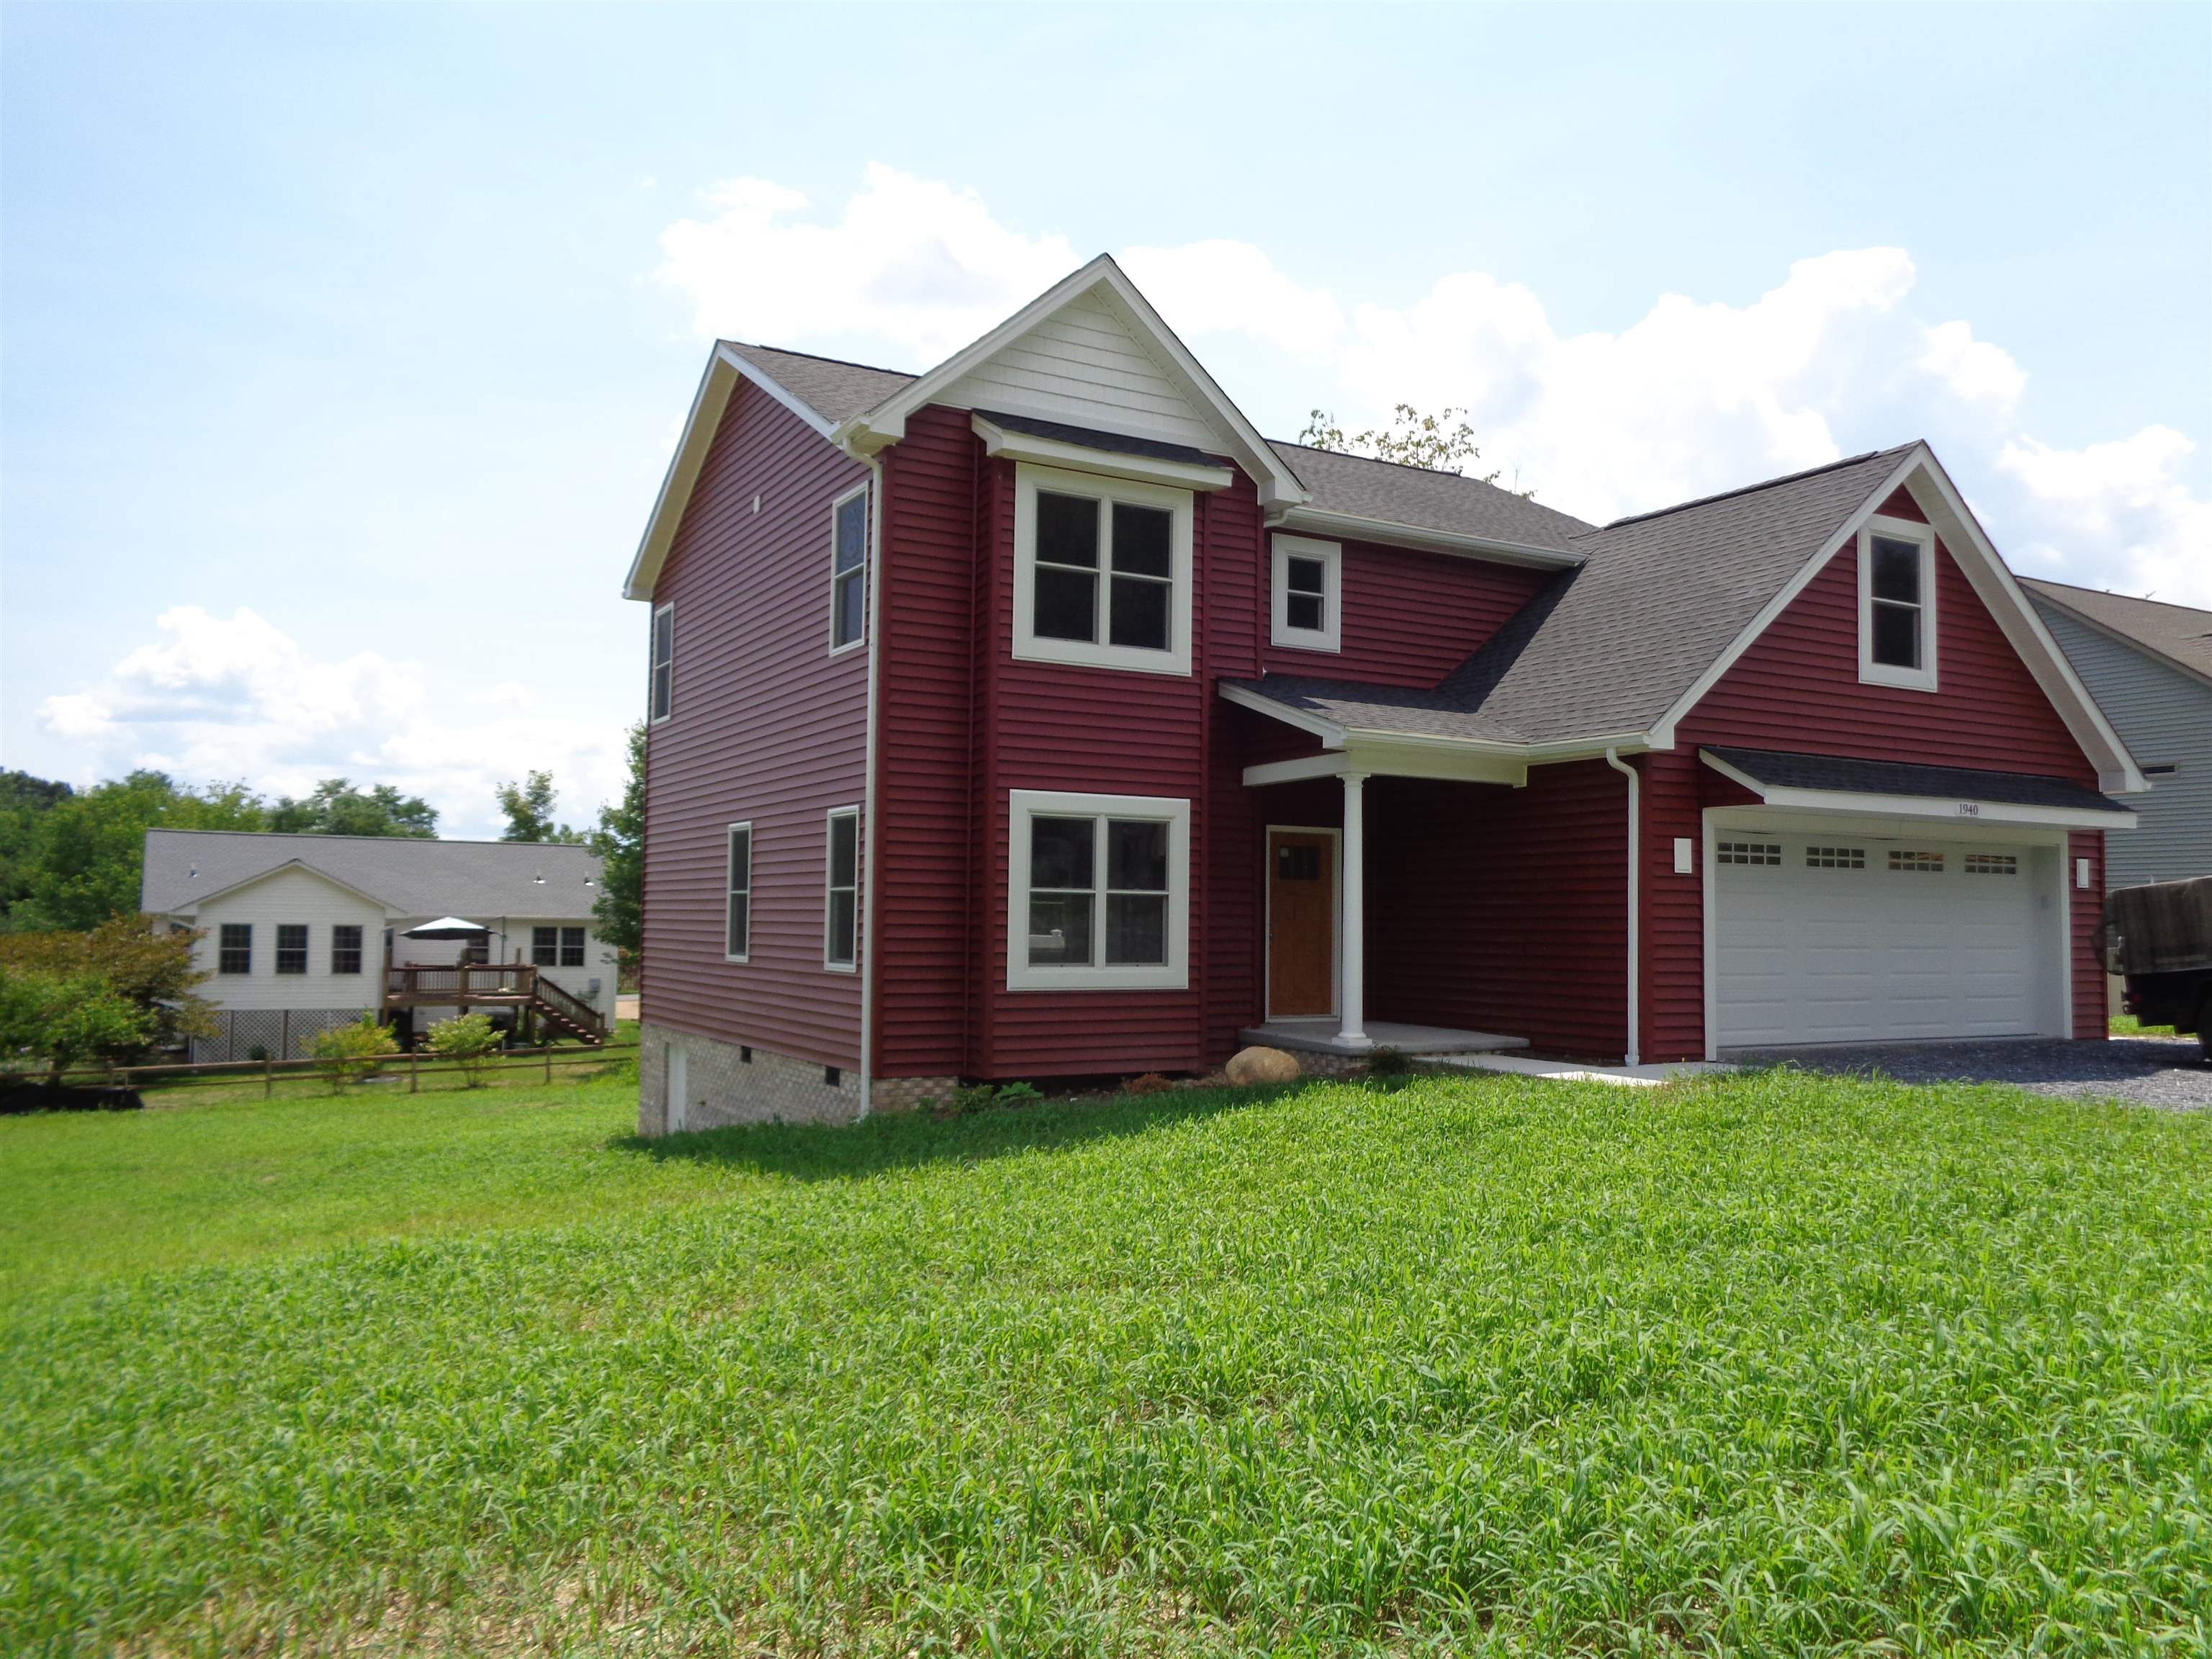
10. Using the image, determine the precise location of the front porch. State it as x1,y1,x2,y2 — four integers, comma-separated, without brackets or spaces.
1240,1019,1529,1058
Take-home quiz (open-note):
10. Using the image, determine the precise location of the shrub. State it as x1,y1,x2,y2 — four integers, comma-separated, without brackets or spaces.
426,1012,503,1088
992,1081,1043,1107
1364,1045,1413,1077
0,917,214,1058
306,1015,400,1094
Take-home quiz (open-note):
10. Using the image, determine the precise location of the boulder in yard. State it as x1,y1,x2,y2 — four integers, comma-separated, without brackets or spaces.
1226,1046,1300,1086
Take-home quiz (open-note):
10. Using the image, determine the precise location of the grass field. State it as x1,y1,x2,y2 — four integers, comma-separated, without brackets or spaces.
3,1066,2208,1655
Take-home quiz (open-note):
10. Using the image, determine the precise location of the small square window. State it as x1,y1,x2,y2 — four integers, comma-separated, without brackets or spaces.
1805,846,1865,869
1964,853,2018,876
1888,850,1946,873
1271,535,1341,652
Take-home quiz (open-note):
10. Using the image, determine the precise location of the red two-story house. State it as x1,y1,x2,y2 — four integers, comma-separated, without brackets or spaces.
624,256,2143,1132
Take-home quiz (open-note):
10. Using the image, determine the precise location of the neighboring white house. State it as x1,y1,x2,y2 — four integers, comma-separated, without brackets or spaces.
2023,580,2212,890
141,830,618,1059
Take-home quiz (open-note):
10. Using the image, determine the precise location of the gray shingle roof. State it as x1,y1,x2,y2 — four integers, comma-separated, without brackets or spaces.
1703,746,2129,814
143,830,604,918
1266,441,1596,553
1229,446,1921,746
2021,577,2212,683
721,342,917,426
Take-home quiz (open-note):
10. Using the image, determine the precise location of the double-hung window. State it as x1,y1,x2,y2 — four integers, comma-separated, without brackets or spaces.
1858,516,1938,691
1012,464,1193,675
1007,791,1190,990
649,603,675,721
1271,534,1341,652
532,926,588,968
725,824,752,962
824,807,859,970
219,923,252,975
331,925,364,975
275,924,309,975
830,485,868,652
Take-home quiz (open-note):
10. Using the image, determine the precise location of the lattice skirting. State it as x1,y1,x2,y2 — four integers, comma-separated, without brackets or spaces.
191,1008,374,1064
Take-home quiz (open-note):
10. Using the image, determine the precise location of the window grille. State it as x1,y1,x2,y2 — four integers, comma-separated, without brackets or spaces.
276,924,309,975
1888,850,1946,873
1964,853,2018,876
1806,846,1866,868
1717,841,1781,866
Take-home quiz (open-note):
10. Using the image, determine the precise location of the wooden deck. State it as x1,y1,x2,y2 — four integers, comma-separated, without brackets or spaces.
385,964,608,1043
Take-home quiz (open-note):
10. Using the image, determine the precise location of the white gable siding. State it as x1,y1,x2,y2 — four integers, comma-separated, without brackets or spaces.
187,866,387,1015
2036,602,2212,887
938,292,1223,449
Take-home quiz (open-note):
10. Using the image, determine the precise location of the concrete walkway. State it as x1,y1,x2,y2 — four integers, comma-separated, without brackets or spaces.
1437,1053,1734,1088
1241,1020,1528,1058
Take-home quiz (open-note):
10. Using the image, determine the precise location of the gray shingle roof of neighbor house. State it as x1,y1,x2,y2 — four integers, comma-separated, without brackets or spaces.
2020,577,2212,683
1701,746,2132,813
141,830,605,918
1229,446,1923,745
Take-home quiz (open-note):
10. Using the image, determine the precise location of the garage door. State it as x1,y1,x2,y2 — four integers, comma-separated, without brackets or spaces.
1714,832,2050,1047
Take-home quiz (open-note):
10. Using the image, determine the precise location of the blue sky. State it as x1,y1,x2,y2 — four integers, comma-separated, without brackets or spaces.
4,4,2206,835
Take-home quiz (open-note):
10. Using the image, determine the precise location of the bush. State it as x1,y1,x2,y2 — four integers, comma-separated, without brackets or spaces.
426,1012,503,1088
306,1015,400,1094
948,1080,1043,1115
1364,1045,1413,1077
0,917,214,1059
0,965,156,1086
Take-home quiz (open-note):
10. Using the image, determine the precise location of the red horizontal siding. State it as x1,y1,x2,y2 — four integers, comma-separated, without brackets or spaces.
2069,830,2106,1040
642,381,868,1068
1263,536,1548,685
1370,762,1629,1061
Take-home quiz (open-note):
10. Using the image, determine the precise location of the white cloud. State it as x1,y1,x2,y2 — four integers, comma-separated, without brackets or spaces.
655,165,2207,601
39,608,628,836
656,163,1079,364
1996,428,2212,606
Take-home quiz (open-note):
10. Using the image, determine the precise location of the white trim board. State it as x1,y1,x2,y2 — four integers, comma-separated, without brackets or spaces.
1698,749,2136,834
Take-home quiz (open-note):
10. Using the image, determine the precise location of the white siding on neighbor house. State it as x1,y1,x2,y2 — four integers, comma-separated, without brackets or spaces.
2036,603,2212,888
938,291,1223,449
185,866,387,1014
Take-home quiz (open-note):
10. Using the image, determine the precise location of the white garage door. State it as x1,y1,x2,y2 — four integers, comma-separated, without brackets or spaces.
1714,832,2051,1047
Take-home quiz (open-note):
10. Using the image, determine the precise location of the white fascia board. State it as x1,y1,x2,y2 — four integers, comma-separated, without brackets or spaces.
1242,747,1525,788
624,345,839,603
1218,683,1348,746
972,415,1233,492
1698,749,2135,832
1269,505,1586,570
837,254,1309,506
1648,446,1927,747
1901,454,2147,794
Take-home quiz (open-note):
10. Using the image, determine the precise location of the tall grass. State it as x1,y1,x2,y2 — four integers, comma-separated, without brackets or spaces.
2,1069,2207,1654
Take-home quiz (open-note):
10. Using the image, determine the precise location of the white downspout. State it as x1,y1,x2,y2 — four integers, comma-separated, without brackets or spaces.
855,454,886,1119
1604,747,1640,1067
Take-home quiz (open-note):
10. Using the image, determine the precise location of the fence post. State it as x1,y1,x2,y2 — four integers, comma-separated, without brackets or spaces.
544,1043,553,1084
264,1055,274,1099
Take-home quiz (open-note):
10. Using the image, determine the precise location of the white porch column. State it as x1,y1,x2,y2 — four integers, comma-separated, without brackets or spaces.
1338,771,1370,1048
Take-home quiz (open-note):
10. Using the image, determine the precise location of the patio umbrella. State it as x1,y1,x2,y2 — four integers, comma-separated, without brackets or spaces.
403,917,492,940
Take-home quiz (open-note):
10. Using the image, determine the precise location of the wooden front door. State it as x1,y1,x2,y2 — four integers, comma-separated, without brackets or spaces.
1267,828,1336,1018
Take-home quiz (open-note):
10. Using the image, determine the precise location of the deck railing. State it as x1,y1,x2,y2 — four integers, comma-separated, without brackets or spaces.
384,963,608,1040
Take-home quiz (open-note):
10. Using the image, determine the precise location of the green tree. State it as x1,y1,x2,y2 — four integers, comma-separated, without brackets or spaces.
8,772,267,932
495,770,585,844
0,771,74,924
0,964,156,1086
0,914,216,1057
1298,404,1531,494
588,727,644,963
269,780,438,838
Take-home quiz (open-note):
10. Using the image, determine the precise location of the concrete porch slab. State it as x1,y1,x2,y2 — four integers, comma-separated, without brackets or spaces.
1437,1053,1736,1088
1239,1020,1531,1058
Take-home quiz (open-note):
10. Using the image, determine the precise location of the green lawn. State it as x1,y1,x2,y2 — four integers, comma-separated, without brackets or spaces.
3,1069,2208,1655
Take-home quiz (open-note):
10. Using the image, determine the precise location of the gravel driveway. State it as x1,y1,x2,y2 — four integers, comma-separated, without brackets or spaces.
1735,1036,2212,1110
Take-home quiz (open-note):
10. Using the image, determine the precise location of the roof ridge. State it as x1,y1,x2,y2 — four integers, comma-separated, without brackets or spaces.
1266,436,1518,485
148,827,595,850
723,341,918,380
1596,444,1917,531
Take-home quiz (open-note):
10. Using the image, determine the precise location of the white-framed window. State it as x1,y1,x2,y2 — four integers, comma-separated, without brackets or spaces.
649,603,675,722
724,823,752,962
532,926,587,968
218,922,252,975
1007,789,1190,991
1857,516,1938,691
1270,534,1341,652
1012,464,1193,677
331,924,364,975
829,484,868,654
275,924,309,975
824,806,859,971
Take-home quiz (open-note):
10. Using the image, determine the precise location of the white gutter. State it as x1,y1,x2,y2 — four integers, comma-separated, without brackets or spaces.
1604,746,1640,1066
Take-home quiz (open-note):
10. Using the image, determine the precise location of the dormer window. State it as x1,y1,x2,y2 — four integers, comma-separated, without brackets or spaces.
1857,516,1938,691
1271,534,1341,652
1012,464,1192,676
